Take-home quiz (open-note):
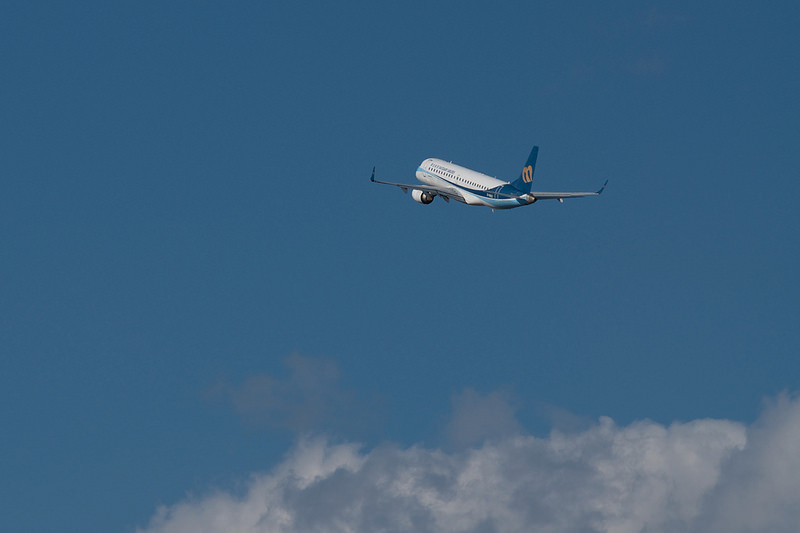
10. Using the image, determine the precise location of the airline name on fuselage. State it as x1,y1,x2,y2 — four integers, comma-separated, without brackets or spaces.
430,162,454,174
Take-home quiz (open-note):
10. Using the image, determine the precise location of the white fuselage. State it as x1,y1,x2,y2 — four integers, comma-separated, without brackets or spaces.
416,158,509,207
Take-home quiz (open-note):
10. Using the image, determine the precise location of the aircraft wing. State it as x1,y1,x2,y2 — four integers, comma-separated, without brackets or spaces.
370,168,464,203
530,180,608,200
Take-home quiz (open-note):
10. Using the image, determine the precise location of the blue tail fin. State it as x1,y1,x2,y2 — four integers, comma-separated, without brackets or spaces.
510,146,539,193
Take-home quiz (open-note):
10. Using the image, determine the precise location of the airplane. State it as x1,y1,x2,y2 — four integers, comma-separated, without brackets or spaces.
370,145,607,210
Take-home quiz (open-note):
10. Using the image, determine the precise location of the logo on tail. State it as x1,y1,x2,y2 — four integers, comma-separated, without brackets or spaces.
522,165,533,183
510,145,539,193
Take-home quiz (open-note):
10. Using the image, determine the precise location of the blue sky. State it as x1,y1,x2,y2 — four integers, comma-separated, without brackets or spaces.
2,2,799,532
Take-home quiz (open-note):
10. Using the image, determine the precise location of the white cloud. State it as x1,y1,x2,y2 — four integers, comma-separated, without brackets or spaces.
693,393,800,532
138,393,800,533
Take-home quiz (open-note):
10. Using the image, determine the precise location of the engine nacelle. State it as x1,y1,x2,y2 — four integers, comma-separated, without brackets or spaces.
524,194,537,204
412,189,434,205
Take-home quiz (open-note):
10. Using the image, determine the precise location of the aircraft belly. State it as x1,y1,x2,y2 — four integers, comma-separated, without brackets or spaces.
462,192,485,206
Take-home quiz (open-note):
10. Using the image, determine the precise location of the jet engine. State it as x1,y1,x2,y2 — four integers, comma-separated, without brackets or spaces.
523,194,537,204
412,189,434,204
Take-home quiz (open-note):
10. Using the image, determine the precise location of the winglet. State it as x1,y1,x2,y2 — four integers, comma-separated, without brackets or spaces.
370,167,376,182
597,179,609,195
